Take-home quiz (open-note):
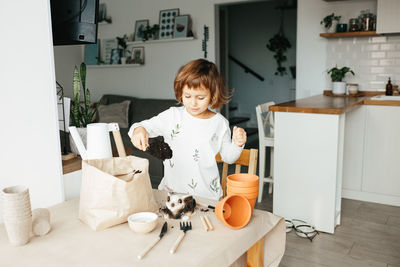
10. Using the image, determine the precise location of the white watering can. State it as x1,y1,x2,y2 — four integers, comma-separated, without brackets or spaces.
69,123,126,160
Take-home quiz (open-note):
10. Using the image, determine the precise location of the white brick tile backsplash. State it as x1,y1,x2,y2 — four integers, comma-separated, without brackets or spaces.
370,51,386,58
371,36,387,43
387,51,400,58
326,35,400,91
380,44,397,51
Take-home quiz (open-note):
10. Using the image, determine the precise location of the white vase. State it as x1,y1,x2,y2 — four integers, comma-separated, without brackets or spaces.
332,82,346,95
327,20,339,33
69,127,87,155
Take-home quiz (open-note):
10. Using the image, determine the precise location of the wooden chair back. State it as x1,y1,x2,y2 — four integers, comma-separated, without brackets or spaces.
216,148,258,197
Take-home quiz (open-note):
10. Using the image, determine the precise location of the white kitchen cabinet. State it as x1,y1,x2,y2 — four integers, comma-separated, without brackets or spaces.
377,0,400,34
363,105,400,198
342,106,366,191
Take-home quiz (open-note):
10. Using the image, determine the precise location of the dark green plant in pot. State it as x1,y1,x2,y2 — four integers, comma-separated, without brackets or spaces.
267,32,291,76
71,63,98,127
327,66,355,82
321,13,341,29
140,24,160,42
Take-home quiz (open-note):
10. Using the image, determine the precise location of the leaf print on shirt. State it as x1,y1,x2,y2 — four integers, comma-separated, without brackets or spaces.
170,124,181,139
209,177,220,194
188,178,197,191
211,133,218,143
192,149,200,162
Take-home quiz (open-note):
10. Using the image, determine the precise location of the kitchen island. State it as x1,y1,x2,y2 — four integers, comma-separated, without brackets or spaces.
270,93,400,234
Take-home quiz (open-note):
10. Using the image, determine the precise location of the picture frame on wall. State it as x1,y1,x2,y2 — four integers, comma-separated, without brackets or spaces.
159,8,179,39
131,46,144,65
110,48,121,64
173,15,191,39
134,19,149,41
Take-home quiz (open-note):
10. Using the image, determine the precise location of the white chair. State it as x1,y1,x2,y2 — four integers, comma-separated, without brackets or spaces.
255,102,275,202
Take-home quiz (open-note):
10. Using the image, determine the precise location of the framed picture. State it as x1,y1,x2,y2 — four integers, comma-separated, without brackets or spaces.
110,48,121,64
130,46,144,65
134,20,149,41
173,15,191,38
159,8,179,39
101,38,118,64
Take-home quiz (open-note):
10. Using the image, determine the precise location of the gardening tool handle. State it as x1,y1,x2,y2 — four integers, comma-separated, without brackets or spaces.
169,231,186,254
109,123,126,157
138,236,161,260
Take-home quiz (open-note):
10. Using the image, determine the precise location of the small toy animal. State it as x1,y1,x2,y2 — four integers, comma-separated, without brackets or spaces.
160,192,196,220
146,138,173,161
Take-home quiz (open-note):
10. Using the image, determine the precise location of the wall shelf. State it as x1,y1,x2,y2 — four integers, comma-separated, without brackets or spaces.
87,64,142,69
320,31,379,38
127,37,195,45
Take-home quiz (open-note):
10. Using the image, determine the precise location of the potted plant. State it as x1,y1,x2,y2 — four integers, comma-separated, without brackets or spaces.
327,66,355,95
117,34,129,64
140,24,160,42
69,63,99,154
321,13,341,33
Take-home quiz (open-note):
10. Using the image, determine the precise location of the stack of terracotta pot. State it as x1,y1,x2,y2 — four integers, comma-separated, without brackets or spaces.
227,173,259,212
215,174,259,230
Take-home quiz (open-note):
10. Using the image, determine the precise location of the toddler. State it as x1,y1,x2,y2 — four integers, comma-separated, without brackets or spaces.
129,59,246,200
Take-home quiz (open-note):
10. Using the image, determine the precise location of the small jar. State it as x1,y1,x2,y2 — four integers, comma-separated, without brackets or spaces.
361,11,374,31
347,83,359,96
349,18,359,32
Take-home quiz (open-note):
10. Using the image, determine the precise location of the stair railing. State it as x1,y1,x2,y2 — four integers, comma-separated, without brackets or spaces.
228,55,264,81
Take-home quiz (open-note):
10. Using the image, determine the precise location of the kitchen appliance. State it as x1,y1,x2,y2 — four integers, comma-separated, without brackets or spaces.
69,122,125,160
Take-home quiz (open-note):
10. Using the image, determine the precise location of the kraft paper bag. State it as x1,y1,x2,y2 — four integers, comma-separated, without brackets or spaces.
79,156,158,231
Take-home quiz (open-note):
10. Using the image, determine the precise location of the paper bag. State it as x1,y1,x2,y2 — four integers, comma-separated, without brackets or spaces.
79,156,158,231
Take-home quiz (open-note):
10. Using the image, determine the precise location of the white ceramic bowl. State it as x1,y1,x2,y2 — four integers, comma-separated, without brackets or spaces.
128,212,158,234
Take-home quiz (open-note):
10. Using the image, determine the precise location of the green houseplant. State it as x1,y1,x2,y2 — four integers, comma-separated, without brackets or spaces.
327,66,355,94
69,63,99,154
140,24,160,42
321,13,341,33
71,63,98,128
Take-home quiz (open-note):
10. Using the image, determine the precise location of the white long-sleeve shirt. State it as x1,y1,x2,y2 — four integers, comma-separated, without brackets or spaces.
128,106,243,200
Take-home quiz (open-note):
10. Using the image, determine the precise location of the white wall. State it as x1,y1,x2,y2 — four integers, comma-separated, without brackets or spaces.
228,0,297,126
297,0,377,98
50,0,257,101
0,1,64,223
53,46,84,99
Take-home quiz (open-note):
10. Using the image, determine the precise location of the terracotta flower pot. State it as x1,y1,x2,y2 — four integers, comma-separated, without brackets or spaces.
227,174,259,188
215,195,252,229
227,185,259,194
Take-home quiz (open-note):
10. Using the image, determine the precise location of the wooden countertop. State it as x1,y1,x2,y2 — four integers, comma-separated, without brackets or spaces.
270,92,400,114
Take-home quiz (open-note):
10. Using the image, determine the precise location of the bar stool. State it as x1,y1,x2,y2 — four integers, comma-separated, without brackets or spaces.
255,102,275,203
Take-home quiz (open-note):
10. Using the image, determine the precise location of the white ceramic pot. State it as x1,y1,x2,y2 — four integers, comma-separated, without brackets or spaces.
327,20,339,33
69,127,87,155
332,82,346,95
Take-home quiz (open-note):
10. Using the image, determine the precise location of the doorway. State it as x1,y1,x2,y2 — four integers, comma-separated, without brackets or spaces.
216,0,297,147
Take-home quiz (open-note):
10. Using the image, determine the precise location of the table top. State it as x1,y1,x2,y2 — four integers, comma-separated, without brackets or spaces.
0,190,284,267
270,93,400,115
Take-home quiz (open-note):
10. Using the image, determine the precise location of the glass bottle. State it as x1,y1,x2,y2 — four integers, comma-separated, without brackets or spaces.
386,77,393,96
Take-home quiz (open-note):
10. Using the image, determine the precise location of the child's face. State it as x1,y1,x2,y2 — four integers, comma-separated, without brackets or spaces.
182,85,211,119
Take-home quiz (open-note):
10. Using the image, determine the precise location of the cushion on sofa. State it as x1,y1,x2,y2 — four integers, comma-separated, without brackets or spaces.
97,100,131,128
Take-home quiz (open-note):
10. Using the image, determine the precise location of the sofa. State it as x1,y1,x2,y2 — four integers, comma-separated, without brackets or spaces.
98,94,180,187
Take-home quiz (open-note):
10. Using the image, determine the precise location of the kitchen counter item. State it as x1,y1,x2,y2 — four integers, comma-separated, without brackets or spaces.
128,212,158,234
347,83,359,95
0,190,286,267
336,23,347,33
32,208,51,236
349,18,359,32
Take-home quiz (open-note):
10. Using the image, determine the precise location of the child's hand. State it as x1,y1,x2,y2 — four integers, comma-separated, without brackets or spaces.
233,126,247,147
131,126,149,151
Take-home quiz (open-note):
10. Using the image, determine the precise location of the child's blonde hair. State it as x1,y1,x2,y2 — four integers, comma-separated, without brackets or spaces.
174,59,229,109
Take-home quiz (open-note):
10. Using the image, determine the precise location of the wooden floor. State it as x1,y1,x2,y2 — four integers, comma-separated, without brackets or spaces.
255,186,400,267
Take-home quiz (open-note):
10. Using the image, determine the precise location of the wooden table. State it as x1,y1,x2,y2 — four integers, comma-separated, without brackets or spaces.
0,190,285,267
